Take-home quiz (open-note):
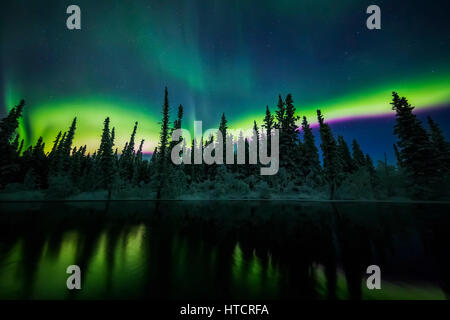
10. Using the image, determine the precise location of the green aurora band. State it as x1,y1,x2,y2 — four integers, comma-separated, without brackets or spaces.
5,72,449,154
2,0,449,154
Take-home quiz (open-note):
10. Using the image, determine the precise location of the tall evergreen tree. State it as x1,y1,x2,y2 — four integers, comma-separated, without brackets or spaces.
391,92,440,197
352,139,366,168
275,95,285,126
169,105,184,157
29,136,47,188
0,99,25,158
218,113,228,161
251,121,260,173
51,130,67,174
62,118,77,158
48,131,62,159
99,117,115,200
120,121,138,181
156,87,171,199
0,99,25,183
300,116,321,184
338,136,355,174
262,105,274,156
317,110,341,199
365,153,378,188
393,144,402,167
283,94,301,177
427,116,450,175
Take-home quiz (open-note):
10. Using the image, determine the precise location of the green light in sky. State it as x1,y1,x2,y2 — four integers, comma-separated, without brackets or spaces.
230,73,450,131
5,73,450,153
29,97,160,153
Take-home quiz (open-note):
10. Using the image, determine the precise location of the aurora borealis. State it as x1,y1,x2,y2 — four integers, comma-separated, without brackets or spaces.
1,0,449,161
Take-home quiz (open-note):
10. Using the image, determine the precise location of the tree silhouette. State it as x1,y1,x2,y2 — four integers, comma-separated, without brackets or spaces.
317,109,341,200
99,117,115,200
156,87,171,199
352,139,366,168
1,91,449,201
337,136,355,174
427,116,450,175
300,116,321,185
391,92,440,198
262,105,274,156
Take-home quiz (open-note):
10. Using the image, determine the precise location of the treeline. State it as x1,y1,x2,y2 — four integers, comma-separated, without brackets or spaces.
0,89,449,200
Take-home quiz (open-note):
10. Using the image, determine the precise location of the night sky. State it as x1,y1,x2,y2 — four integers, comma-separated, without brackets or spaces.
1,0,449,162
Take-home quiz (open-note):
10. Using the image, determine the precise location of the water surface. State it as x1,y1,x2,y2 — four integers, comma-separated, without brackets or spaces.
0,201,449,300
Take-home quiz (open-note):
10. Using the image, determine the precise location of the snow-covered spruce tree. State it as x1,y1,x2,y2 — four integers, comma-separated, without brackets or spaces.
317,109,342,200
391,92,441,198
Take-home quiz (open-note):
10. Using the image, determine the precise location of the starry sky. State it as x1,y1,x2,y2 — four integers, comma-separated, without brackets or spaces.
1,0,449,162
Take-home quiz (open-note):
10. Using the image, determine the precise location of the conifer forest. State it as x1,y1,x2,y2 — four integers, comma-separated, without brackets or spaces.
1,90,449,201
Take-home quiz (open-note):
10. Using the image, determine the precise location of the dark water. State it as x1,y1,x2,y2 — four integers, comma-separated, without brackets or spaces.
0,201,449,300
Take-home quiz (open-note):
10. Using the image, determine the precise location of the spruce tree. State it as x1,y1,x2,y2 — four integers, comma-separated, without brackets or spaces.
30,137,46,188
365,153,378,188
317,110,341,199
251,121,260,174
284,94,301,178
156,87,171,199
275,95,285,126
300,116,321,184
17,139,24,156
48,131,62,160
120,121,138,181
338,136,355,174
63,118,77,158
70,147,82,187
0,99,25,158
393,144,402,167
427,116,450,175
169,105,184,159
99,117,115,200
133,139,146,185
0,99,25,184
275,95,289,171
262,105,274,156
391,92,440,197
352,139,366,168
218,113,228,161
51,131,66,174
